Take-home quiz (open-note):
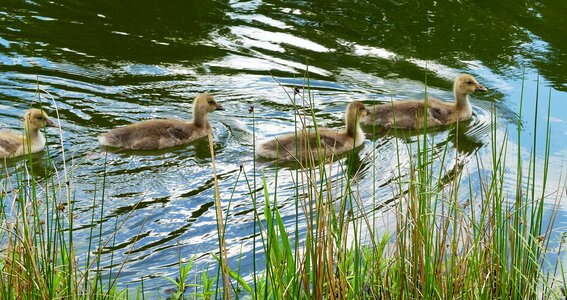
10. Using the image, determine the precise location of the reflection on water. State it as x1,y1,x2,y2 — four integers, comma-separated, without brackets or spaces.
1,0,566,294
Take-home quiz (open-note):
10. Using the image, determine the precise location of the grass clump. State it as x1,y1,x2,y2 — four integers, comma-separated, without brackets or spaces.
221,73,565,299
0,74,563,299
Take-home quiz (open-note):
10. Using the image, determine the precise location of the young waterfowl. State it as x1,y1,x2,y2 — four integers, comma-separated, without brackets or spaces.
257,101,369,161
98,93,224,150
363,74,488,128
0,109,58,159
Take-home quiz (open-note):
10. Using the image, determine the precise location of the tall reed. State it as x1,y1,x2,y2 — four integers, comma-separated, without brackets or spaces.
0,94,142,299
224,73,564,299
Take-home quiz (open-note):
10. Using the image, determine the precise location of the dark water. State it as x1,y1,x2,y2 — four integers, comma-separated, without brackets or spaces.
1,0,566,294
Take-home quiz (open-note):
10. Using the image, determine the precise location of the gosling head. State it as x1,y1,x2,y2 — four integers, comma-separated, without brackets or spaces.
193,93,224,115
24,109,57,130
346,101,369,124
454,74,488,95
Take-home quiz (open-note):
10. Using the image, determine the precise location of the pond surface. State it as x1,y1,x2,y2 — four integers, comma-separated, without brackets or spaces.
1,0,566,295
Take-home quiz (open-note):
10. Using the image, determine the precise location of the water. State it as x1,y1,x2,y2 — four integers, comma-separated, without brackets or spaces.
1,0,566,294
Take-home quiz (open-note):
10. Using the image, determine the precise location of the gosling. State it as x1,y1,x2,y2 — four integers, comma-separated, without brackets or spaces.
363,74,488,128
0,109,58,158
257,101,369,161
98,93,224,150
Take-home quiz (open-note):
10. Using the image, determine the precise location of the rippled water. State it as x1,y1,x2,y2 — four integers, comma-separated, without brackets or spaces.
1,0,566,294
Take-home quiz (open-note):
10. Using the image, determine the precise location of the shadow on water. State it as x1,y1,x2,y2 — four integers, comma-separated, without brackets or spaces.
363,115,488,158
0,151,56,180
99,137,220,160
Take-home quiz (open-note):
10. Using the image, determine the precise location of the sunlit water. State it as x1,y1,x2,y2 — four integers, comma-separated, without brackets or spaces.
1,0,566,295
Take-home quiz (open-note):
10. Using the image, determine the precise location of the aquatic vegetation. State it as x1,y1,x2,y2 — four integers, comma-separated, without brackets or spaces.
0,76,564,300
216,75,565,299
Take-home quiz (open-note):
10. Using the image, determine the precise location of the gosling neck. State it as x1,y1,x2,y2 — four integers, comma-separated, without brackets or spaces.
454,90,470,110
23,123,41,140
345,111,361,137
192,107,209,128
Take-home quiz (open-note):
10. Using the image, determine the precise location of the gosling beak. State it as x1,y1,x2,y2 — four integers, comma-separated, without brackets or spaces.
215,103,225,111
46,118,59,128
475,83,488,92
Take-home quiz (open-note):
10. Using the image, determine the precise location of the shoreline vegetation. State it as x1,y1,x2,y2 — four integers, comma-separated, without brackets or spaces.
0,74,565,299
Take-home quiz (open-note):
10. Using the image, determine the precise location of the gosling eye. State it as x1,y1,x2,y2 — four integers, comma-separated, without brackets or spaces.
208,100,214,104
36,116,43,120
466,81,473,84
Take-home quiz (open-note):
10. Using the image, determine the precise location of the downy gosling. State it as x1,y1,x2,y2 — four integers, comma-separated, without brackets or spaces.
257,101,369,161
0,109,58,158
363,74,488,128
98,93,224,150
